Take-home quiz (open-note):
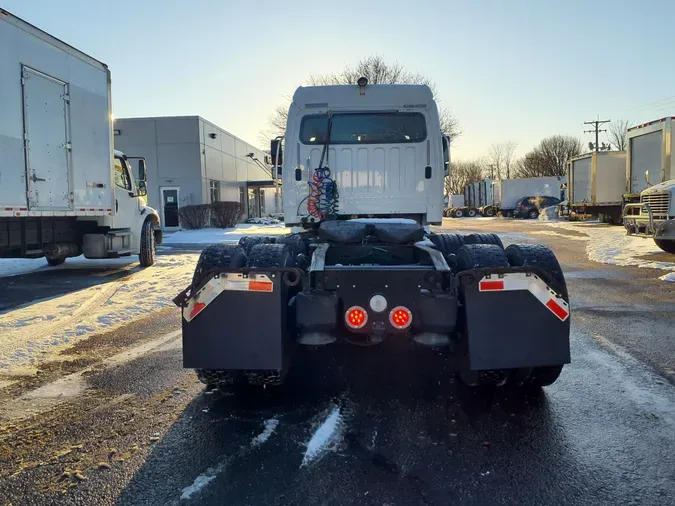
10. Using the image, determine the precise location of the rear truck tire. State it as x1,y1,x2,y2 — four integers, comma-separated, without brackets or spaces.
528,209,539,219
504,244,568,387
453,208,464,218
456,243,509,271
655,238,675,254
504,243,568,299
467,208,477,218
196,368,241,389
463,233,504,249
238,235,271,256
275,234,307,260
429,233,466,258
139,219,156,267
191,244,247,289
482,207,495,217
525,365,563,387
46,257,66,267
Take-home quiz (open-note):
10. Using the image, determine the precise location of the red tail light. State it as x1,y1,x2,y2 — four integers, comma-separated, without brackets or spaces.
520,204,526,209
345,306,368,329
389,306,412,329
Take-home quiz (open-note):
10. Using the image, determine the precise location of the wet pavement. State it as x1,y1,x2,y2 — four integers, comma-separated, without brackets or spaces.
1,219,675,505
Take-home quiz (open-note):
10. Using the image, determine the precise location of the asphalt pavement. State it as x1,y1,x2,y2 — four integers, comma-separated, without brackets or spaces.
1,219,675,506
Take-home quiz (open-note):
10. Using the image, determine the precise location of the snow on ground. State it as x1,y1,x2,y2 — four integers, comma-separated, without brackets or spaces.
163,223,289,245
0,258,49,278
0,253,198,372
533,220,675,279
301,405,344,467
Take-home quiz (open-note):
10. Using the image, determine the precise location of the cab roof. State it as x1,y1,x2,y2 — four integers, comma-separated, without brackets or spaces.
292,84,434,110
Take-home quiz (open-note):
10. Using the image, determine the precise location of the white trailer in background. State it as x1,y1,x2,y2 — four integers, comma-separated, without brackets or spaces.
490,176,565,217
477,179,495,216
458,183,479,217
622,117,675,253
567,151,625,223
443,195,465,217
0,10,161,266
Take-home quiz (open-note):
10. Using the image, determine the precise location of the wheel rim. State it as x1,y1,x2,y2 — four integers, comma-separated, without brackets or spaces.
455,210,463,218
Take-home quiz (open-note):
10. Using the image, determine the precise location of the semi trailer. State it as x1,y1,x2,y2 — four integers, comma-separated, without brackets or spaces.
175,80,571,391
443,195,465,217
0,10,161,266
567,151,625,224
488,176,566,217
477,179,495,216
622,118,675,253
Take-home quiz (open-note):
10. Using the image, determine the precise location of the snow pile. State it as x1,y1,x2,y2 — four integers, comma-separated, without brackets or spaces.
163,223,288,245
0,258,48,278
246,217,281,225
0,253,198,371
538,206,558,221
537,221,675,279
251,418,280,447
301,406,344,467
660,272,675,282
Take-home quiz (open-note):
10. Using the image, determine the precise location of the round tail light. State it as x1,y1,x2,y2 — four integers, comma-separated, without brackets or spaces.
345,306,368,329
389,306,412,329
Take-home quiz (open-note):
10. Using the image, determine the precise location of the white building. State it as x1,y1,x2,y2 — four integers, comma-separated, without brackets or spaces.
113,116,278,228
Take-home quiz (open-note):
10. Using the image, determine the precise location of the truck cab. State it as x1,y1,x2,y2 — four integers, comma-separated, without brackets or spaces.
275,83,448,226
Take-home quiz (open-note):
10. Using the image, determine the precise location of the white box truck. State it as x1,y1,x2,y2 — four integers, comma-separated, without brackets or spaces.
490,176,566,217
0,10,161,266
567,151,625,223
622,117,675,253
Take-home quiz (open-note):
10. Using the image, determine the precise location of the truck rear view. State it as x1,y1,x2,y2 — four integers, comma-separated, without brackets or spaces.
176,79,571,393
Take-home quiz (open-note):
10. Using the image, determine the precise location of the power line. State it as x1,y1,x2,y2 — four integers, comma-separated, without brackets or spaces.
584,118,611,152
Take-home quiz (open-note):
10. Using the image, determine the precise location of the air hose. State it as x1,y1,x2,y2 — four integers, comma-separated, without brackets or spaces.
306,114,339,220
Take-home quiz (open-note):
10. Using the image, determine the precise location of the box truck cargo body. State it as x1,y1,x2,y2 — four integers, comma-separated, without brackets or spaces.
623,117,675,253
492,177,565,216
626,118,675,197
0,10,160,266
567,151,625,223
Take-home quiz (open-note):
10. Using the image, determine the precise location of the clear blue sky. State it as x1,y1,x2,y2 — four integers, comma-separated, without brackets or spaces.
4,0,675,159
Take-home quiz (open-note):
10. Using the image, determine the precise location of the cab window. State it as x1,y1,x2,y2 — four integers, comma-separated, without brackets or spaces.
114,157,131,191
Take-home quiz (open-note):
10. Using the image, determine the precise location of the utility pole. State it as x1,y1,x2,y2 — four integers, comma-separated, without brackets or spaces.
584,117,611,152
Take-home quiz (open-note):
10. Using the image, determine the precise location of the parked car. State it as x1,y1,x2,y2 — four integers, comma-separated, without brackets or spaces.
514,196,561,219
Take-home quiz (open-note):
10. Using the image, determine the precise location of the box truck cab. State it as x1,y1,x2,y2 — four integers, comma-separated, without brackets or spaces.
622,117,675,254
274,82,449,225
0,10,161,266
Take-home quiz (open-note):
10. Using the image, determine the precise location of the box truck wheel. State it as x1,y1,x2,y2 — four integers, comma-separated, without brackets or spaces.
482,207,495,217
467,208,477,218
46,257,66,267
655,239,675,254
463,233,504,249
139,220,156,267
453,208,464,218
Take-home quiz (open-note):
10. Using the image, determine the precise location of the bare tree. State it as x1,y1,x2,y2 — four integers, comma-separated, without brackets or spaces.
515,135,582,178
608,120,630,151
486,141,517,179
261,55,461,143
446,159,485,196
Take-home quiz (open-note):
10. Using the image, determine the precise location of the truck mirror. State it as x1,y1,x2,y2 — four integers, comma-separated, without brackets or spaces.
138,159,147,182
271,139,283,167
137,180,148,197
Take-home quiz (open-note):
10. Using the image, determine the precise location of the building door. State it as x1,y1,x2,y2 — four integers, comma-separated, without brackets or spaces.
160,187,180,228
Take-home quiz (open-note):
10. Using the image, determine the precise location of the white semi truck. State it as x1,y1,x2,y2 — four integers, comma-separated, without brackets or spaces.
567,151,625,224
622,117,675,253
0,10,161,266
176,80,571,391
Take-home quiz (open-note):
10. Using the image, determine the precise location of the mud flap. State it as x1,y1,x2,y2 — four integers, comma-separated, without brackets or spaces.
178,270,296,370
458,268,570,371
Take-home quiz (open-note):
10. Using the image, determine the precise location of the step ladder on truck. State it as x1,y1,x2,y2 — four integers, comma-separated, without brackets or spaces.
174,79,571,391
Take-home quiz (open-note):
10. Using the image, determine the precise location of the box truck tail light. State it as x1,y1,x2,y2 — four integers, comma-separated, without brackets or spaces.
346,306,368,329
389,306,412,329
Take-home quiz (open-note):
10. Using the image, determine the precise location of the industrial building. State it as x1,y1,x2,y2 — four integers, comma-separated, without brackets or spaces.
113,116,278,229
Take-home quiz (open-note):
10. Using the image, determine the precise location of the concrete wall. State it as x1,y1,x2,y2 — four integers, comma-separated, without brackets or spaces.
114,116,274,227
